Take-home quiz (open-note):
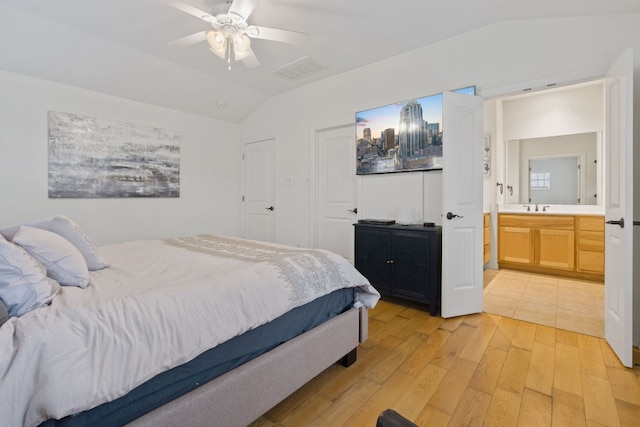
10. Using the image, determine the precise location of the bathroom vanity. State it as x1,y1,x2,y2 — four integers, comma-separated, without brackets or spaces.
498,211,604,281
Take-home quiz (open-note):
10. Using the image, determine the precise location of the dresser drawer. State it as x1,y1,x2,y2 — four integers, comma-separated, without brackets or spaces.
499,214,574,230
577,216,604,231
577,250,604,273
578,230,604,252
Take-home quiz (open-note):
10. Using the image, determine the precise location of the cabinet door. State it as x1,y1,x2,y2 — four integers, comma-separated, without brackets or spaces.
391,232,432,301
354,227,391,293
499,226,534,264
537,229,575,270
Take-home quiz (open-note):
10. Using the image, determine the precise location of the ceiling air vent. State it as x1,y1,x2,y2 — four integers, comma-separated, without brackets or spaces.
273,56,328,81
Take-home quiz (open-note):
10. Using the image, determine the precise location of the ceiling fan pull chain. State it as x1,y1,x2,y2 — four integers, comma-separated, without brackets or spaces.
227,42,232,70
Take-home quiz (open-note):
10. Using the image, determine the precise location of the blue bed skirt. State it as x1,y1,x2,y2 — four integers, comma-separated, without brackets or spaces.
41,288,355,426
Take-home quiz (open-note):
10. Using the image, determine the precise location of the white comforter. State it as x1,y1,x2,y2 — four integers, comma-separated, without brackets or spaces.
0,235,379,427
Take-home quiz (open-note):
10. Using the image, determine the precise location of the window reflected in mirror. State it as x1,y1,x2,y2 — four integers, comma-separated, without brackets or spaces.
529,157,578,204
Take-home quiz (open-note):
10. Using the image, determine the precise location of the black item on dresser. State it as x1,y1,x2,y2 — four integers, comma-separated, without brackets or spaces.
358,218,396,225
354,223,442,316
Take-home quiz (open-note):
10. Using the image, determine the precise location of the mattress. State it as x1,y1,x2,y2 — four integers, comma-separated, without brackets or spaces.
1,234,378,426
41,288,355,426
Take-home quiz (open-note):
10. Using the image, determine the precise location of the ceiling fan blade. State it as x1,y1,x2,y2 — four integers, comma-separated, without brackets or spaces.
167,31,207,48
166,0,214,22
241,49,260,68
228,0,259,20
249,26,310,45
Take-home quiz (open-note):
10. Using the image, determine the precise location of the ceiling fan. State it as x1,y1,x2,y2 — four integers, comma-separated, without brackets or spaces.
167,0,310,69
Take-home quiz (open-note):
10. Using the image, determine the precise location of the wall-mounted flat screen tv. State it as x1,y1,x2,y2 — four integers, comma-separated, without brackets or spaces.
355,86,475,175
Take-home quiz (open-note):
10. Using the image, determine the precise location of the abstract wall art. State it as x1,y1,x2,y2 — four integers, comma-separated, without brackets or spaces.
48,111,180,198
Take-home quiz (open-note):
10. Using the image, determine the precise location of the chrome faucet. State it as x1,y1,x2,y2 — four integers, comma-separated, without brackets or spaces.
542,205,550,212
535,203,539,212
524,204,530,212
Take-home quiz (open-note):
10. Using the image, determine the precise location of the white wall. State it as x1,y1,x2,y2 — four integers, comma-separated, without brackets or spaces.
358,172,427,224
0,70,241,245
241,13,640,248
502,83,604,140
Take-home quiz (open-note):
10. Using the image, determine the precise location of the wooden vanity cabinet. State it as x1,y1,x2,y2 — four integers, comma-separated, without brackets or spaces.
498,214,575,273
498,213,603,281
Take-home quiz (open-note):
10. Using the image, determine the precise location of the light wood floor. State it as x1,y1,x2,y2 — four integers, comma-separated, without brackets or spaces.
484,269,604,337
250,299,640,427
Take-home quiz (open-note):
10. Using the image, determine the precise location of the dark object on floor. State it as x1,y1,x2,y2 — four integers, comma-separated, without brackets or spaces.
376,409,418,427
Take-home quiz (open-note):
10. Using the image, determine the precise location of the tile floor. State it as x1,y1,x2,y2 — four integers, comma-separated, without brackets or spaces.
483,269,604,337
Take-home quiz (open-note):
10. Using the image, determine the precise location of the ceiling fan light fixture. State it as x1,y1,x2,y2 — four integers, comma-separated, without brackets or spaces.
207,31,227,58
169,0,312,70
232,34,251,60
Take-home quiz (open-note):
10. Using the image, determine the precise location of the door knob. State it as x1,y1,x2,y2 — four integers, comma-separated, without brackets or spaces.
605,217,624,228
446,212,464,220
347,208,358,214
265,206,274,211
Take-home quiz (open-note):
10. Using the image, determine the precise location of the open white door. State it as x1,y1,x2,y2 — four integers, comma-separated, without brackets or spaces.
316,125,357,262
604,49,634,367
441,91,484,318
241,139,276,243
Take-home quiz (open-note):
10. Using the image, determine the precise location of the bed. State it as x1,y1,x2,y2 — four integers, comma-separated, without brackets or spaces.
0,217,379,427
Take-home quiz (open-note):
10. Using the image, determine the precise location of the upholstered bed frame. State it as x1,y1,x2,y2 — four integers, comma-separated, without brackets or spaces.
127,306,368,427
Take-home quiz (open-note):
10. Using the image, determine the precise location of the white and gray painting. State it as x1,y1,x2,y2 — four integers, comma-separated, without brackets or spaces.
48,112,180,198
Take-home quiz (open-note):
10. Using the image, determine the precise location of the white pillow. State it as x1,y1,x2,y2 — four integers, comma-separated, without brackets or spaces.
1,216,108,271
0,239,60,317
13,226,90,288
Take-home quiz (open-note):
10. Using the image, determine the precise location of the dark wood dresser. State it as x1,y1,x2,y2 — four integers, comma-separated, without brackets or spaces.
354,223,442,315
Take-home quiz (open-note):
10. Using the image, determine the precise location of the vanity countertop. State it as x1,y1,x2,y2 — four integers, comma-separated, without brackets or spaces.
498,205,604,216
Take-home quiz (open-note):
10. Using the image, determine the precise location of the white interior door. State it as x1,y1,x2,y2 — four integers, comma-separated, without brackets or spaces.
604,49,634,367
316,125,357,262
441,91,484,318
241,139,276,242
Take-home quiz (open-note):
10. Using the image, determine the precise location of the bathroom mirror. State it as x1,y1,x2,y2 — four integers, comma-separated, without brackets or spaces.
505,132,600,205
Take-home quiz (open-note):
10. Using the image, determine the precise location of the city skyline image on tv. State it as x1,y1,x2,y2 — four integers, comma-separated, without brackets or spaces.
355,86,475,175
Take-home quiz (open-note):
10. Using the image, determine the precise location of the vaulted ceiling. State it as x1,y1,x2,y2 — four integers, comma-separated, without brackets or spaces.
0,0,638,122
